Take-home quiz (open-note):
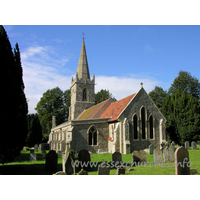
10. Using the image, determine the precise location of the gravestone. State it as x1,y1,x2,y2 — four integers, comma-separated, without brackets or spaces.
34,144,38,152
30,148,37,161
160,142,166,152
191,141,196,150
58,151,63,156
171,141,176,152
165,141,170,149
132,150,147,163
41,143,50,151
185,141,189,150
149,144,155,154
117,167,126,175
98,163,110,175
78,149,91,170
62,152,75,175
163,148,175,163
175,147,190,175
112,152,122,167
45,150,58,171
41,150,46,156
154,148,163,164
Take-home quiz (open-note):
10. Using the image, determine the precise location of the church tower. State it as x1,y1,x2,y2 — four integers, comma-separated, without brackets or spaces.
69,37,95,120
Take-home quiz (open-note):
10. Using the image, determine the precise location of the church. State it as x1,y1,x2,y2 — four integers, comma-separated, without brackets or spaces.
48,38,166,154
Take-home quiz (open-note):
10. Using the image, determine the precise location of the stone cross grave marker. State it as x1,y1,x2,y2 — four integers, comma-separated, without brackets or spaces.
149,144,155,154
132,150,147,164
112,152,122,167
30,148,37,161
154,148,163,164
45,150,58,171
163,148,175,163
62,152,75,175
185,141,189,150
78,149,91,170
191,141,196,150
97,163,110,175
175,147,190,175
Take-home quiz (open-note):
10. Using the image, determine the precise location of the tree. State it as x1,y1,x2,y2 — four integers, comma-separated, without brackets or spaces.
0,25,28,162
148,86,168,110
168,71,200,100
95,89,116,104
26,114,42,147
35,87,70,142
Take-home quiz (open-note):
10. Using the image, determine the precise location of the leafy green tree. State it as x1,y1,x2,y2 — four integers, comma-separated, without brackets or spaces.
95,89,116,104
0,25,28,162
168,71,200,100
35,87,70,142
26,114,42,147
148,86,168,110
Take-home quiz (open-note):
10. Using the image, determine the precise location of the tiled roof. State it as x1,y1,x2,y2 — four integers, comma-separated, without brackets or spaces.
77,98,114,120
100,93,136,122
77,93,136,122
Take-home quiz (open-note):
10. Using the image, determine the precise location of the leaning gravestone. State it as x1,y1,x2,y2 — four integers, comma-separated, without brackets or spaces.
30,148,37,161
98,163,110,175
154,148,163,164
112,152,122,167
45,150,58,171
185,141,189,150
132,150,147,163
62,152,75,175
149,144,155,154
78,149,91,170
191,141,196,150
175,147,190,175
163,148,175,163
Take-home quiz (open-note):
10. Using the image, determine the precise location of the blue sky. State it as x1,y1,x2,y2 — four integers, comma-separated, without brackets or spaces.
4,25,200,114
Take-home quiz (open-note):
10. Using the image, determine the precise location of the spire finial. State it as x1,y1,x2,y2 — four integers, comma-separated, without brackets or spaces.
140,82,143,88
82,32,85,39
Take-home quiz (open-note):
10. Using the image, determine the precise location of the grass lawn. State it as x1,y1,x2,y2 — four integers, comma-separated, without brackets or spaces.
0,149,199,175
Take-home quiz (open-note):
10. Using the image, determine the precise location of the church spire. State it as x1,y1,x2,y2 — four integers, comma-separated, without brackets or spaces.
76,37,90,80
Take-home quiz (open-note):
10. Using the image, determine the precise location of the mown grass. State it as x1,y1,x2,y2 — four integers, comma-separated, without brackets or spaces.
0,149,199,175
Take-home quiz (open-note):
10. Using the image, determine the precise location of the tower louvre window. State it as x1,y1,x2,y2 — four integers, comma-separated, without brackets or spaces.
83,88,87,101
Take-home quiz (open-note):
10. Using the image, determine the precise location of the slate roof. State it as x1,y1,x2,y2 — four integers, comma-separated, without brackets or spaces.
77,93,136,122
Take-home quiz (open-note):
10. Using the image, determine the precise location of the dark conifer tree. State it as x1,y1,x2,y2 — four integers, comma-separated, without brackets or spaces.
0,25,28,162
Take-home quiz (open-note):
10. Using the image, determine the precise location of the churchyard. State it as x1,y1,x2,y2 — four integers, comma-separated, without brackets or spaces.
0,143,200,175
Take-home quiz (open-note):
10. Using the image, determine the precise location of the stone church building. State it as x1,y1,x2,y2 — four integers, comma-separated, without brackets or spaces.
48,38,166,154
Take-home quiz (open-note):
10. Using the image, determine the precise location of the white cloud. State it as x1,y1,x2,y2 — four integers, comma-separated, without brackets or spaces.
95,76,159,100
21,46,160,114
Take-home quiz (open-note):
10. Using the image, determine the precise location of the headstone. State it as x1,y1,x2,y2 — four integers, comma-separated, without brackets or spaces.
165,141,170,149
175,147,190,175
149,144,155,154
117,167,126,175
185,141,189,150
132,150,147,163
163,148,175,163
112,152,122,167
97,163,110,175
34,144,38,152
30,148,37,161
45,150,58,171
41,143,50,151
41,150,46,156
191,141,196,150
78,149,91,170
62,152,75,175
154,148,163,164
171,141,176,152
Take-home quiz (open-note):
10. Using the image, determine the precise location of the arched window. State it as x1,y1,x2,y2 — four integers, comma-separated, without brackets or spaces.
88,126,97,145
133,114,138,139
149,115,154,139
141,107,146,139
83,88,87,101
